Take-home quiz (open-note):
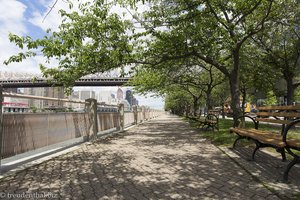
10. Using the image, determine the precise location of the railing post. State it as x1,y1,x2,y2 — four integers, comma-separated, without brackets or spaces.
118,104,124,131
133,105,138,125
142,107,145,121
0,85,3,173
85,98,98,141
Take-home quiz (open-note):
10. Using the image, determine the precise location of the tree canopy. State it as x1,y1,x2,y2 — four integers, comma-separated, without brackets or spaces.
4,0,300,124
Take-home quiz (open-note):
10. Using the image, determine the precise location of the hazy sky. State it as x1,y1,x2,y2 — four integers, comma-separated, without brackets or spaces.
0,0,164,109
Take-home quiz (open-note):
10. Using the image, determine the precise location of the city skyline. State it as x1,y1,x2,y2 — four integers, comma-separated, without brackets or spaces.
0,1,164,110
74,86,164,110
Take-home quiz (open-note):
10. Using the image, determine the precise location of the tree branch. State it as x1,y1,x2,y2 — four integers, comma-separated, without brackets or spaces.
206,0,235,38
43,0,59,22
237,0,274,48
294,82,300,88
233,0,263,26
193,52,230,77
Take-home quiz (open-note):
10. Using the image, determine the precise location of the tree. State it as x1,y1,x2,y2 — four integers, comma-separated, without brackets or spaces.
4,0,291,126
130,0,279,125
265,90,277,105
4,0,133,94
131,64,204,116
211,81,231,118
164,87,193,116
131,56,225,116
239,43,280,112
251,1,300,105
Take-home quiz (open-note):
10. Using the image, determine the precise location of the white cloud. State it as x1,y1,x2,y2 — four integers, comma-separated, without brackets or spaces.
0,0,67,74
0,0,35,73
0,0,27,35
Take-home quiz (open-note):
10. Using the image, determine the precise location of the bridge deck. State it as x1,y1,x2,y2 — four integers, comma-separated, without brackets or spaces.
0,77,130,88
0,115,298,199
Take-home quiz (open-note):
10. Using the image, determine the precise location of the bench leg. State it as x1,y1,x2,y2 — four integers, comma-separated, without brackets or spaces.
251,140,269,161
283,157,298,182
233,135,244,148
276,148,286,162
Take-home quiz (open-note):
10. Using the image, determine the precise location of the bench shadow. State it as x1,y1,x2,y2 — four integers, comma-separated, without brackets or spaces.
229,146,300,197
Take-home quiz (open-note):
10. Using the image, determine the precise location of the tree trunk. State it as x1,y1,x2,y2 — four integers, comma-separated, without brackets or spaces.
241,87,247,114
185,104,190,117
286,77,295,105
221,104,225,119
229,48,242,126
206,88,213,110
193,97,199,116
229,71,241,127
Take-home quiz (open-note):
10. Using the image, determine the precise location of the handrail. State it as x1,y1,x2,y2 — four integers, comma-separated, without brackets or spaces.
3,92,87,104
2,92,118,107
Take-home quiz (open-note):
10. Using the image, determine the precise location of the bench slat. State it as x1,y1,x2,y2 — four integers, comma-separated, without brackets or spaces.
230,128,285,148
256,118,291,124
257,105,300,110
256,112,300,118
287,139,300,150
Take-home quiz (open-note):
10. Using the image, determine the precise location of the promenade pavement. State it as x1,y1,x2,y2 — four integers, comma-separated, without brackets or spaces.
0,114,288,199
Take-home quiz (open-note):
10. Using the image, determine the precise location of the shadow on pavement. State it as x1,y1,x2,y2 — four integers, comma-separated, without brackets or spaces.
0,115,285,199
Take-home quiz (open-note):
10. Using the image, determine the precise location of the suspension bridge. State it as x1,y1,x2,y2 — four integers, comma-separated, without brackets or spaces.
0,71,131,88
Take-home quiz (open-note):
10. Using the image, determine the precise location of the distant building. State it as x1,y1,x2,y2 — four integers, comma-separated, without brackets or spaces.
119,99,131,111
2,97,29,112
96,91,115,104
125,89,133,107
24,88,43,109
23,87,65,110
79,90,95,100
3,88,18,93
73,89,96,109
117,87,123,100
132,97,139,106
43,87,65,109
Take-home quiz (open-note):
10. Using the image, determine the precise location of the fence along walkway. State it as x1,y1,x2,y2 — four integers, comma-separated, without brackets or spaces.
0,91,162,159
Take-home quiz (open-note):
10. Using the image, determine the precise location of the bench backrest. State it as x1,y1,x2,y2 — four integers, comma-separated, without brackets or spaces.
208,110,221,118
256,105,300,125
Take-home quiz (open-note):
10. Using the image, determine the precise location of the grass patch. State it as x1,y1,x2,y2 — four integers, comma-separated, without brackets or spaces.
292,192,300,200
185,117,253,147
186,117,300,199
185,117,300,148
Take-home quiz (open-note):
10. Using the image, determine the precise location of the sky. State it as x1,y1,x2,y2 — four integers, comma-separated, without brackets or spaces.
0,0,164,110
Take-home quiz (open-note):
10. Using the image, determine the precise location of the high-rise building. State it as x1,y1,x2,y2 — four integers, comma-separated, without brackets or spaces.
132,97,139,106
125,89,133,107
117,87,123,100
96,91,113,104
24,87,45,109
3,88,18,93
43,87,65,108
79,90,95,100
23,87,65,109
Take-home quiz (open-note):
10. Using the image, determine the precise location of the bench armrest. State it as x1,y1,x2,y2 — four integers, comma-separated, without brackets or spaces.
234,115,258,129
282,118,300,143
206,113,218,122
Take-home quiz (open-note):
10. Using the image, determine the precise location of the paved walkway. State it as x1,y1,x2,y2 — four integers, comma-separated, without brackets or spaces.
0,115,285,199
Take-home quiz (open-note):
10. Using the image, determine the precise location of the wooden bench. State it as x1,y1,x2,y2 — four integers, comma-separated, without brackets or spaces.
230,105,300,182
191,110,219,131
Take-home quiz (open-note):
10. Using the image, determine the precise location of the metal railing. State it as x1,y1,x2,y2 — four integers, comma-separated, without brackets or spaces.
0,88,163,160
